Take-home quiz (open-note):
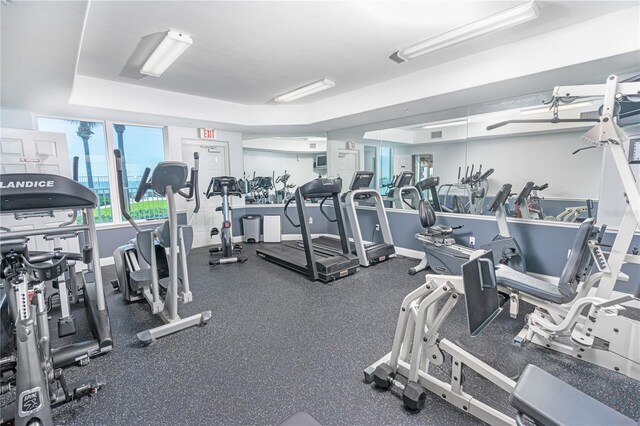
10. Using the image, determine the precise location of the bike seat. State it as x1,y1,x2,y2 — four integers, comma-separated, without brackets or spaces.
425,225,453,237
510,364,635,426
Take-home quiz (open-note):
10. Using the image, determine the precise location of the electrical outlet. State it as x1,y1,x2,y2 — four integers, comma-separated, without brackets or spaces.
469,236,475,248
309,217,313,224
375,224,380,231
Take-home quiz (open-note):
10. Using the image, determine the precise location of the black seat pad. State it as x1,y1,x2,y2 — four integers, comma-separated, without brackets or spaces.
426,225,453,236
510,365,635,426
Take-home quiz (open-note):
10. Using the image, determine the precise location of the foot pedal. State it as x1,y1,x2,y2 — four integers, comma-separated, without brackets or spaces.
58,316,76,337
210,227,219,237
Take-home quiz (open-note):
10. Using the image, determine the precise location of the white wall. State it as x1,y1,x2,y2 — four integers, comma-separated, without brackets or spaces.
243,150,319,188
1,108,35,130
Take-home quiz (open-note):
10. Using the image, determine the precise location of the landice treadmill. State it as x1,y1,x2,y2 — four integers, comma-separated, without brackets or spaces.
302,171,396,267
256,178,359,282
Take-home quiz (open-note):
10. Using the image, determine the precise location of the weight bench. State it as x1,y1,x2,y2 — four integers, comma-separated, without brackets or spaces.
510,364,636,426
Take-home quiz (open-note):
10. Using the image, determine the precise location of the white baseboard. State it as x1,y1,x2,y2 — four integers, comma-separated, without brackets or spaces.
394,246,423,260
100,257,115,267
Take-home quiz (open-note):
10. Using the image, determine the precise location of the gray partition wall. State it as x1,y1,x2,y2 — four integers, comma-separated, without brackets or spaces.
230,204,639,295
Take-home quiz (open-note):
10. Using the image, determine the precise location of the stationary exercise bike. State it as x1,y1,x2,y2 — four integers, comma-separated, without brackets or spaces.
409,183,526,275
111,150,211,344
206,176,247,266
0,170,112,424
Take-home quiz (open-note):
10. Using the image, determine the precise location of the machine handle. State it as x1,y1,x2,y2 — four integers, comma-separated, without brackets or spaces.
72,156,79,181
478,258,497,290
479,168,495,181
178,153,200,211
319,197,337,223
134,167,151,202
283,197,300,228
113,150,140,230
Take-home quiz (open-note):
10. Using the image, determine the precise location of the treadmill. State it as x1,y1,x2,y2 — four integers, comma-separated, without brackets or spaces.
305,171,396,267
256,178,359,282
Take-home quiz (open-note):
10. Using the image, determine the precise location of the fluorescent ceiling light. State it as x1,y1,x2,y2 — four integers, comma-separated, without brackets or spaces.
520,101,594,115
422,119,468,130
141,30,193,77
393,1,539,63
275,79,335,103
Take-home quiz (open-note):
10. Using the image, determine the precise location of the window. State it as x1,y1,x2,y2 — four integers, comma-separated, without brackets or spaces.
379,146,393,196
112,124,166,220
37,118,113,223
36,118,167,225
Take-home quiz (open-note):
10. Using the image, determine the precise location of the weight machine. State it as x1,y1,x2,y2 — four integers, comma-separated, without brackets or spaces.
486,74,640,379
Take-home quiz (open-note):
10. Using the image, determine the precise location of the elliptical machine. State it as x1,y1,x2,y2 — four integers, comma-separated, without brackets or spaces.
111,150,211,344
206,176,247,265
409,183,527,275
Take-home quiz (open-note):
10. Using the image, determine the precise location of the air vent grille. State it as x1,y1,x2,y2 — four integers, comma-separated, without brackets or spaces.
431,131,443,139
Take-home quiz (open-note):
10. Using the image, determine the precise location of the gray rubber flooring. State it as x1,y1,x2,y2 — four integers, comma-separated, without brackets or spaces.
43,244,640,425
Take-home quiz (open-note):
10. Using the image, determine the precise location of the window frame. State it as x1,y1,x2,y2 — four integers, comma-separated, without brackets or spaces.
36,115,168,228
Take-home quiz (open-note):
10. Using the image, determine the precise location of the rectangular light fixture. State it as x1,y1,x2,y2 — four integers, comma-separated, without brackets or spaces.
275,79,335,103
393,1,539,63
422,119,468,130
520,101,594,115
141,30,193,77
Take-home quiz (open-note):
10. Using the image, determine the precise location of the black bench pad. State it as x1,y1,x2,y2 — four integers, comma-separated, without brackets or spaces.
510,365,636,426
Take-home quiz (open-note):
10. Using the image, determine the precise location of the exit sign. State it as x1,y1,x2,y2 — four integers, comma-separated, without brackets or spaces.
199,128,215,139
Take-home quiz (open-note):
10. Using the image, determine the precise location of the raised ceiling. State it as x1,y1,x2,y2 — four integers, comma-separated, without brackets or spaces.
76,1,636,105
1,1,639,134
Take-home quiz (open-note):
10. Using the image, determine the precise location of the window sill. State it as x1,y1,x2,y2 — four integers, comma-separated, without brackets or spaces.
95,219,166,230
94,210,187,231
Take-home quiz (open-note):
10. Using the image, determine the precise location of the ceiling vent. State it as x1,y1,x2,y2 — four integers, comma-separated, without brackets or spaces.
309,143,317,149
431,131,443,139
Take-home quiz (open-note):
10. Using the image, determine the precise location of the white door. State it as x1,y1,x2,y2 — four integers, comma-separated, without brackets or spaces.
336,150,359,192
181,141,228,248
0,128,79,254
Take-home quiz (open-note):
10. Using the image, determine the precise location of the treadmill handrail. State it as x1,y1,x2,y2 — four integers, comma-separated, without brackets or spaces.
319,196,337,223
114,149,142,232
283,197,300,227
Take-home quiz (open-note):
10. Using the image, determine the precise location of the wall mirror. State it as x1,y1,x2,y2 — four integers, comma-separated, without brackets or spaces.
241,135,327,204
327,70,639,224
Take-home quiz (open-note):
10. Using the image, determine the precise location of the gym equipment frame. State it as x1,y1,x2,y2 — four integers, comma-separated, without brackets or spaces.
488,75,640,380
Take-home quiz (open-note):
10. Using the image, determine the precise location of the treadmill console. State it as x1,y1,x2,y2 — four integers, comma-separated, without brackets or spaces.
349,171,374,191
394,171,414,188
299,178,342,198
